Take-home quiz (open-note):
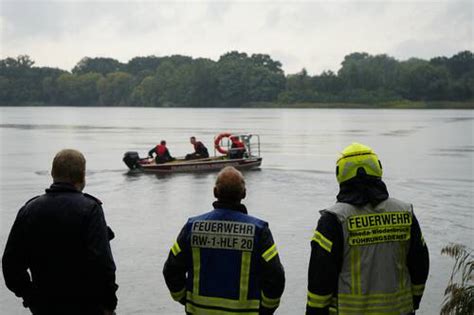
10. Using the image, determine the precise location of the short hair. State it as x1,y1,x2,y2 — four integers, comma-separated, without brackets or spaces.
160,140,166,145
190,136,196,140
51,149,86,184
215,166,245,201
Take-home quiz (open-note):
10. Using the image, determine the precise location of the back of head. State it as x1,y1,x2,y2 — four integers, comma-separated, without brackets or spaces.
336,143,383,184
51,149,86,188
160,140,166,145
214,166,246,202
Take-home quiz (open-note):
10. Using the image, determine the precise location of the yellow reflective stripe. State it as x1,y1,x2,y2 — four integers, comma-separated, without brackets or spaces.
186,303,258,315
171,241,181,256
338,299,413,313
262,244,278,262
240,251,251,301
261,291,280,308
312,231,333,253
170,287,186,301
399,244,406,290
412,283,425,296
307,291,333,308
192,247,200,294
356,249,361,295
339,294,412,306
339,288,412,299
350,247,361,295
338,290,414,313
187,291,260,310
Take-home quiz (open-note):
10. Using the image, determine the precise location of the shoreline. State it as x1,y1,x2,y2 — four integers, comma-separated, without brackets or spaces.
1,100,473,109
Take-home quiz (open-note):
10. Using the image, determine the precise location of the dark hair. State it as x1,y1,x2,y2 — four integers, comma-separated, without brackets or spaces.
160,140,166,145
51,149,86,184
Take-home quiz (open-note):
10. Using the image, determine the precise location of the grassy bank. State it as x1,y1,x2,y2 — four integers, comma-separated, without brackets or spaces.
2,100,474,109
243,100,474,109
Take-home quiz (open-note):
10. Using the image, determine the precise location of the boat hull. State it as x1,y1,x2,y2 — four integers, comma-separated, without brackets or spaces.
124,154,262,173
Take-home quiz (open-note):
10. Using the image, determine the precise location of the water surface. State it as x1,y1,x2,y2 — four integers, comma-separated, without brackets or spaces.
1,107,473,314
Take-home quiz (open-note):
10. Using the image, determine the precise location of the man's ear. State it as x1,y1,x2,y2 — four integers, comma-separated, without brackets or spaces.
241,188,246,200
214,187,219,199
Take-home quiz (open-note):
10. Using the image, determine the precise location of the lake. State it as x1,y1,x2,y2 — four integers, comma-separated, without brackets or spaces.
1,107,473,314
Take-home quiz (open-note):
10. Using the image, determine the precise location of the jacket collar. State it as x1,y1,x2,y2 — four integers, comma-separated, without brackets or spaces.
337,175,389,207
212,201,248,214
46,182,80,193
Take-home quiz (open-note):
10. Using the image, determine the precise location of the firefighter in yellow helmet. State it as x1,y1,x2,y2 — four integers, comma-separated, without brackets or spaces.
306,143,429,315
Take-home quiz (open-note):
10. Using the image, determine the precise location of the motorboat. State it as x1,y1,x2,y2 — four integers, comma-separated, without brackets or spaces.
123,133,262,173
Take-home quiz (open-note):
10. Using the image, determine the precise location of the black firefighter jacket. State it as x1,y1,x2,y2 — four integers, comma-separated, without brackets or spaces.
2,182,118,314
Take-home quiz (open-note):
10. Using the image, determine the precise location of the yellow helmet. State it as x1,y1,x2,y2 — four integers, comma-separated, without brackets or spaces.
336,143,383,183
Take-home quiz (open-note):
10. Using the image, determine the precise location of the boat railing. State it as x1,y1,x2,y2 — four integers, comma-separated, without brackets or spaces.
214,134,261,158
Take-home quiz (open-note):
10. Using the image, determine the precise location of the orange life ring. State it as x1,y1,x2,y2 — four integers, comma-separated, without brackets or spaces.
214,132,233,154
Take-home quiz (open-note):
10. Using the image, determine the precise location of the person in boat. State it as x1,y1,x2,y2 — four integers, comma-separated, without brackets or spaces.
2,149,118,315
229,135,246,159
185,136,209,160
163,166,285,314
305,143,429,315
148,140,174,164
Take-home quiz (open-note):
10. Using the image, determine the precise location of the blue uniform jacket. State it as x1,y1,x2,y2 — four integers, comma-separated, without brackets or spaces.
163,201,285,315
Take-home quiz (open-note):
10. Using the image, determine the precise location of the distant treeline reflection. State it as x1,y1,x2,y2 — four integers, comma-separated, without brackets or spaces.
0,51,473,107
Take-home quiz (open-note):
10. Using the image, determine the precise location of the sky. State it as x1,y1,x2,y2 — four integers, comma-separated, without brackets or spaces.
0,0,473,75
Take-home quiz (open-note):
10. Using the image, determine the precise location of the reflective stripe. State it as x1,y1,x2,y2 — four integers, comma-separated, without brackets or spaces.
338,300,413,314
240,251,251,301
412,283,425,296
338,289,413,314
171,241,181,256
261,291,280,308
187,291,260,310
192,247,200,294
262,244,278,262
187,249,258,313
399,244,406,290
186,303,258,315
170,287,186,301
312,230,333,253
339,288,412,299
307,291,332,308
350,247,361,295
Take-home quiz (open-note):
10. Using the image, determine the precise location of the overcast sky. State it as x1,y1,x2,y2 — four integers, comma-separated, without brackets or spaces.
0,0,472,74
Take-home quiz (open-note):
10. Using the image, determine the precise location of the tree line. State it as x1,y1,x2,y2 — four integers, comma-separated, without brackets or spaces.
0,51,472,107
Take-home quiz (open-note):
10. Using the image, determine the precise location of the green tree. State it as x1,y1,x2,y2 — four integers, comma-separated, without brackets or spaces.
278,68,316,103
0,76,10,103
131,75,161,107
338,53,400,91
98,72,135,106
55,72,101,105
312,70,344,95
447,51,474,79
125,56,161,74
72,57,123,75
215,52,250,106
399,60,449,100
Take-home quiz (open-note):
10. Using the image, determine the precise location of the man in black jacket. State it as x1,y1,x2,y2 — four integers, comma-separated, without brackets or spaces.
2,149,118,315
185,136,209,160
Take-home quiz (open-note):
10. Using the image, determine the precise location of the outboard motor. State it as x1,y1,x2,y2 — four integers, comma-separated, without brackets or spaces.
123,151,141,170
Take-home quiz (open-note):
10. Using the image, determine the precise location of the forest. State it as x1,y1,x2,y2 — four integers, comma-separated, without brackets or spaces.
0,51,472,107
